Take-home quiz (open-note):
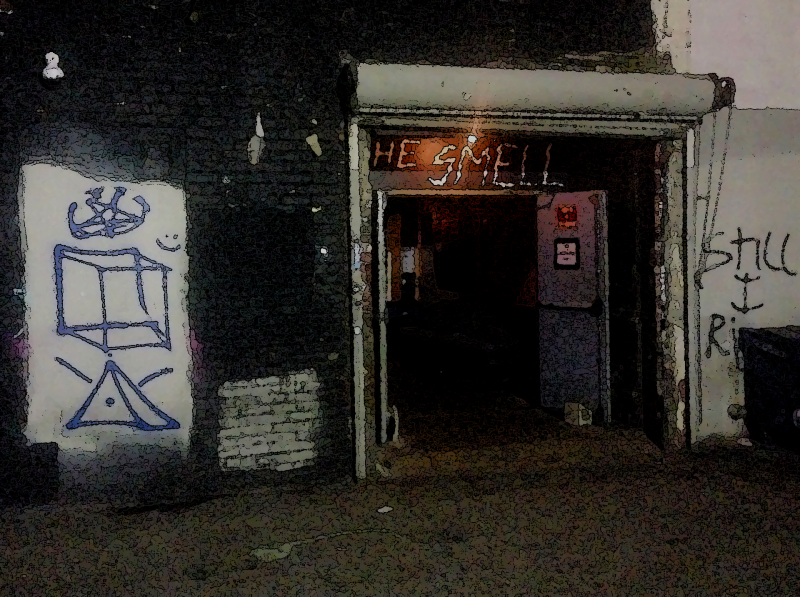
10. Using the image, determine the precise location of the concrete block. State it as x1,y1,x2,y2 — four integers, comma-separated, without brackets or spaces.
272,420,313,434
219,385,284,399
289,411,318,422
218,445,240,459
220,380,252,391
224,432,297,451
223,394,278,411
291,372,312,384
238,455,258,470
238,442,278,458
273,462,302,472
219,413,288,429
220,404,273,419
218,423,273,440
269,448,316,463
268,404,298,417
269,392,295,404
295,402,320,414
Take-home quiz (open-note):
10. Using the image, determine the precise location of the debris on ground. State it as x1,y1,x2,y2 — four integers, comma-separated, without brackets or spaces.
251,528,404,562
565,402,592,426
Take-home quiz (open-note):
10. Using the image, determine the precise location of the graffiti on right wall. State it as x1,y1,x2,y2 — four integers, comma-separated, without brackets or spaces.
703,227,797,370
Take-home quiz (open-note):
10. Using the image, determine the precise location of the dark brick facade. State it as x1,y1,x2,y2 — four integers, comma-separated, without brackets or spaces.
0,0,657,505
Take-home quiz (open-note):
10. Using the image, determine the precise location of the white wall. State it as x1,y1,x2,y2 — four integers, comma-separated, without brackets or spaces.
652,0,692,74
689,109,800,441
680,1,800,441
690,0,800,109
19,163,192,461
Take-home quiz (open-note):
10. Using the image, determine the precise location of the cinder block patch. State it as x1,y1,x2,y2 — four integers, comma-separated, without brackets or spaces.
217,369,322,472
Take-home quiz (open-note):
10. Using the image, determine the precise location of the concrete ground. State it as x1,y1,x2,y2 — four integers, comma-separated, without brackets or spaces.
3,393,800,596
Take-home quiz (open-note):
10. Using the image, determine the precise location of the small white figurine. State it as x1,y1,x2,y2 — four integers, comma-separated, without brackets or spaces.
247,112,265,165
43,52,64,80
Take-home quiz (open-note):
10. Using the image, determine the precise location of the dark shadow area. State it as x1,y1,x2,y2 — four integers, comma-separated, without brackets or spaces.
740,326,800,453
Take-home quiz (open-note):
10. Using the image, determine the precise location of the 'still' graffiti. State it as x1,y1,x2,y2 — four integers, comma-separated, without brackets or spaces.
705,228,797,365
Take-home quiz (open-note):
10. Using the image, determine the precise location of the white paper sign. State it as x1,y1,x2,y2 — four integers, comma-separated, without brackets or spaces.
556,242,577,266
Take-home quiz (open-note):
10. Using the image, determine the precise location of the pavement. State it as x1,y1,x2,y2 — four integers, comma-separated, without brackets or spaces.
3,400,800,596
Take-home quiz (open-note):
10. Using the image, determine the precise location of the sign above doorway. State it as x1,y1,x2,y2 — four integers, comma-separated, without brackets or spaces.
368,133,568,191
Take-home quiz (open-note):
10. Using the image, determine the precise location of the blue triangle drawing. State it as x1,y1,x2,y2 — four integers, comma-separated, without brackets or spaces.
65,360,180,431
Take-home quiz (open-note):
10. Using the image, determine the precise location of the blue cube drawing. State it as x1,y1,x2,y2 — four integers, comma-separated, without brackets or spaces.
54,245,172,353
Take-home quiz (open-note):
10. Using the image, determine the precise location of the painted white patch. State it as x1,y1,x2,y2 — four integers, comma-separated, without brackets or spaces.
401,247,416,274
19,163,192,455
306,134,322,157
43,52,64,80
217,370,322,472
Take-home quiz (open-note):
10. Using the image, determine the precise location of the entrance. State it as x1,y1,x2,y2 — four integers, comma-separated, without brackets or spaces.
367,133,662,454
375,187,610,451
344,61,736,475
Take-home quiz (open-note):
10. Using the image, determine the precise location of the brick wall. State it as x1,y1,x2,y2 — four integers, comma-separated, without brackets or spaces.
0,0,660,504
217,370,323,472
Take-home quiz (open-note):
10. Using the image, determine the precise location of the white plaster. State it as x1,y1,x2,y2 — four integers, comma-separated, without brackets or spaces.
652,0,692,73
43,52,64,80
19,163,192,456
217,370,322,472
690,108,800,441
349,121,367,479
691,0,800,109
306,134,323,157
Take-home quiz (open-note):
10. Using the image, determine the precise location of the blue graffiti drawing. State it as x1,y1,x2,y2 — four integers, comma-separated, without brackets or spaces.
68,186,150,239
65,360,180,430
156,238,181,252
55,245,171,352
137,368,173,387
55,357,92,383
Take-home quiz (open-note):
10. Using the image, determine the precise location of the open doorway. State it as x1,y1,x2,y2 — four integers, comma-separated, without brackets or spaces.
370,135,661,452
382,194,542,450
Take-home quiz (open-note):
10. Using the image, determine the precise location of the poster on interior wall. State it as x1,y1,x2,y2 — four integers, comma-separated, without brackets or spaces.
555,204,578,230
367,134,568,191
19,163,192,455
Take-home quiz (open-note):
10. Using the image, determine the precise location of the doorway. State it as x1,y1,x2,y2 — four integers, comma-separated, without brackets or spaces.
369,135,661,453
375,188,611,452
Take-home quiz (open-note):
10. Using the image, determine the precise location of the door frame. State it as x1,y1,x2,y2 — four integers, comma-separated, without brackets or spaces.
349,116,693,479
